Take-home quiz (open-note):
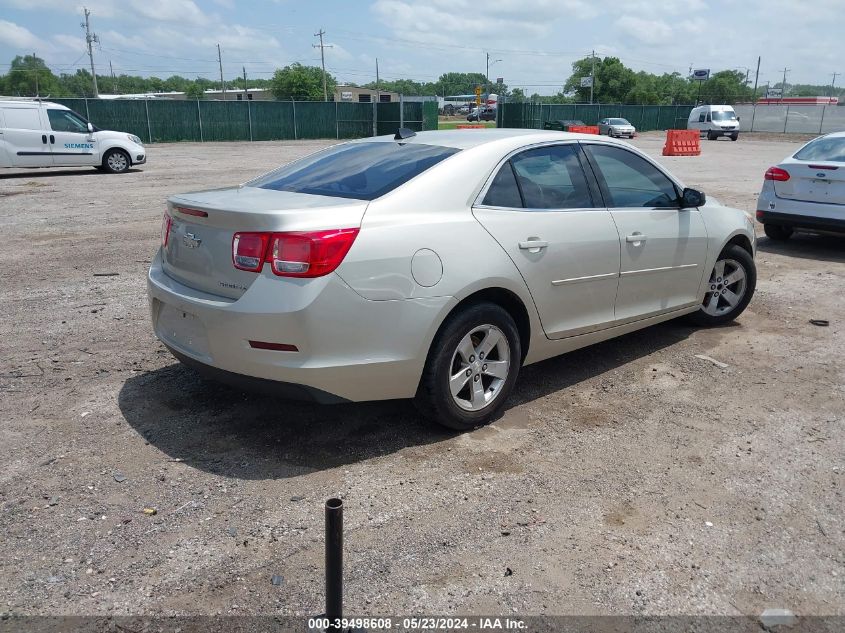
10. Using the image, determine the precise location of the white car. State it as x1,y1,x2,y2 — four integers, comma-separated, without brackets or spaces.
688,104,740,141
0,99,146,173
148,129,756,430
598,118,636,138
756,131,845,239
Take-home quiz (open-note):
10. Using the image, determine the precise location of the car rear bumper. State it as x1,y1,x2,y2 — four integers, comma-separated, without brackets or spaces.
756,209,845,233
146,251,454,402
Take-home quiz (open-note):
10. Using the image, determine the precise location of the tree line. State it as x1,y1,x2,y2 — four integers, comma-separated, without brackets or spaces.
2,54,841,104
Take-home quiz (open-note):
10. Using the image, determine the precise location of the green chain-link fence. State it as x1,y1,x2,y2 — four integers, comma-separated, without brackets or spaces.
50,98,438,143
500,102,695,132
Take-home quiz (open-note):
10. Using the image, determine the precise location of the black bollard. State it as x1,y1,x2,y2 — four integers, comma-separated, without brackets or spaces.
325,498,344,631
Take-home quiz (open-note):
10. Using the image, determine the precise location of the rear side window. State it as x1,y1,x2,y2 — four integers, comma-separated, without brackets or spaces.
585,144,679,208
794,137,845,162
509,145,593,209
482,162,522,208
3,107,41,130
249,142,460,201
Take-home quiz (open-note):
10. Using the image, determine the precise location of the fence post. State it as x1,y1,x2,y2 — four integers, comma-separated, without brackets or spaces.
335,101,339,139
783,105,789,134
819,105,826,134
197,99,203,142
750,103,757,133
144,98,152,144
399,94,404,128
84,97,90,121
247,99,253,142
292,99,297,140
372,100,377,137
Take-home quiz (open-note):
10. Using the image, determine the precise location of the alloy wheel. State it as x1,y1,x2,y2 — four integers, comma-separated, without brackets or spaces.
448,324,510,412
108,152,128,172
702,258,747,316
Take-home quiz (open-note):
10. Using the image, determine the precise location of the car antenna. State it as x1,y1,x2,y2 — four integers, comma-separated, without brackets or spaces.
394,127,416,140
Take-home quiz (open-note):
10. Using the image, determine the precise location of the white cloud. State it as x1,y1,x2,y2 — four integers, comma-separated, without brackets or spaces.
127,0,210,26
0,19,45,50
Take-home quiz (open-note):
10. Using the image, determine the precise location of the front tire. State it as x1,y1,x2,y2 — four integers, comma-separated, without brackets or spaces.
103,149,130,174
764,224,793,241
730,133,739,141
415,302,521,431
707,131,716,141
688,244,756,326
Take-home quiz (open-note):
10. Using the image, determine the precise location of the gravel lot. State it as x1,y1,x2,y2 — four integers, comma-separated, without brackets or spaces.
1,132,842,620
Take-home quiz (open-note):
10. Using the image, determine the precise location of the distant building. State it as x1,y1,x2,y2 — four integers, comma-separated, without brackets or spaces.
755,96,839,105
98,88,273,101
334,85,398,103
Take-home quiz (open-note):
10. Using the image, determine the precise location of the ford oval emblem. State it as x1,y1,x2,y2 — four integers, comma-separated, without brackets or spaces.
817,172,826,178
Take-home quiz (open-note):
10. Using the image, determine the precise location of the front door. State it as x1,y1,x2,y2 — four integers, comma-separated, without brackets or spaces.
473,143,621,339
582,142,709,323
45,108,99,166
3,105,52,167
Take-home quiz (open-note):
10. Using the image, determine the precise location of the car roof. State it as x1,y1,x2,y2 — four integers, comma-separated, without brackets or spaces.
0,99,67,109
355,128,624,151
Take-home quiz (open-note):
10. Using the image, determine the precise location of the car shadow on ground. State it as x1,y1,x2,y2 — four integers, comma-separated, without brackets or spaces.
0,168,142,179
757,233,845,263
117,320,696,481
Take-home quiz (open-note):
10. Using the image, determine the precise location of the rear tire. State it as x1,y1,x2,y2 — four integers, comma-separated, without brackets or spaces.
764,224,793,241
687,244,756,327
103,149,130,174
415,302,521,431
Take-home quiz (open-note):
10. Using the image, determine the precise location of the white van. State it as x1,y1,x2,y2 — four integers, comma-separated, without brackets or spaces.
688,105,740,141
0,99,146,173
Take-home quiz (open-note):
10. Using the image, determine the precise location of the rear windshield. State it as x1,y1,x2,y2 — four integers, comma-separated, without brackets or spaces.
794,136,845,162
248,142,460,200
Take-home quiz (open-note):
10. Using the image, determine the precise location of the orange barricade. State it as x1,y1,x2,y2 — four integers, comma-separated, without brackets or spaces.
568,125,600,134
662,129,701,156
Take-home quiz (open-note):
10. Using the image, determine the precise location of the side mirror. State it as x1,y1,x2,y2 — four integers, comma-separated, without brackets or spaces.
737,116,741,121
87,122,94,133
681,187,706,208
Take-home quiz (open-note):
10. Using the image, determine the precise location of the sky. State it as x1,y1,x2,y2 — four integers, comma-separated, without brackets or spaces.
0,0,842,94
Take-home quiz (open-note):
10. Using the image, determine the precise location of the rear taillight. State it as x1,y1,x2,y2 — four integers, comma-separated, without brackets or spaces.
268,229,359,277
232,232,270,272
764,166,790,182
231,229,359,277
161,212,172,247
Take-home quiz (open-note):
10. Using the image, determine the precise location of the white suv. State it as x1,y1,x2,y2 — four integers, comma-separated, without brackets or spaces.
0,99,146,173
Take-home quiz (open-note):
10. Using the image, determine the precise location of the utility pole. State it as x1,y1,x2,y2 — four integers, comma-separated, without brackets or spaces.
375,57,380,101
82,7,99,97
831,72,840,97
109,60,116,94
313,29,332,101
590,49,596,104
780,67,790,103
217,44,225,100
243,66,248,100
752,56,761,102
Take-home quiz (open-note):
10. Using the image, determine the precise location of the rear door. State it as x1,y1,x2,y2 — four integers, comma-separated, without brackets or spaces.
45,108,99,166
582,142,708,323
2,105,52,167
473,143,621,339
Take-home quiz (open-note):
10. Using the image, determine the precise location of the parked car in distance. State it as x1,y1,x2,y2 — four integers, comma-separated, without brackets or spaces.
598,118,636,138
467,106,496,122
756,131,845,239
688,104,740,141
0,99,146,173
543,119,586,132
456,104,471,115
148,128,756,430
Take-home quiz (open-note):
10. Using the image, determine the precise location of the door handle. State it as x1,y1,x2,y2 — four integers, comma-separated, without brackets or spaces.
42,134,47,144
49,135,55,144
518,240,549,250
626,234,647,244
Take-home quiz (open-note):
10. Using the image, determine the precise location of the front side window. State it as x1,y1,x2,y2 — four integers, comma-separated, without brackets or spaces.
698,113,706,122
47,109,88,133
248,141,460,201
794,136,845,162
509,144,593,210
585,144,679,208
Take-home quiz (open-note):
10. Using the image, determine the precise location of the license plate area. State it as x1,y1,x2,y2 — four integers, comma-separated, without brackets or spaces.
156,302,211,359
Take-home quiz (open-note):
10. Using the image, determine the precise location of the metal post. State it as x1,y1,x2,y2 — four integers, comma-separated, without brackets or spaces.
247,99,253,142
750,103,757,133
325,498,343,630
335,101,339,139
197,99,203,142
84,97,90,121
399,94,404,128
783,105,789,134
292,99,298,140
819,105,826,134
372,100,377,137
145,97,152,144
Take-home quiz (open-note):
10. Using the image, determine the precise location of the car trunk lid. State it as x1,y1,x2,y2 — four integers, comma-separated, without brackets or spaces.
774,161,845,206
162,186,368,299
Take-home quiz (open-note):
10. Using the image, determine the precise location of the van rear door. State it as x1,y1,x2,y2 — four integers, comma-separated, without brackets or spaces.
2,105,52,168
